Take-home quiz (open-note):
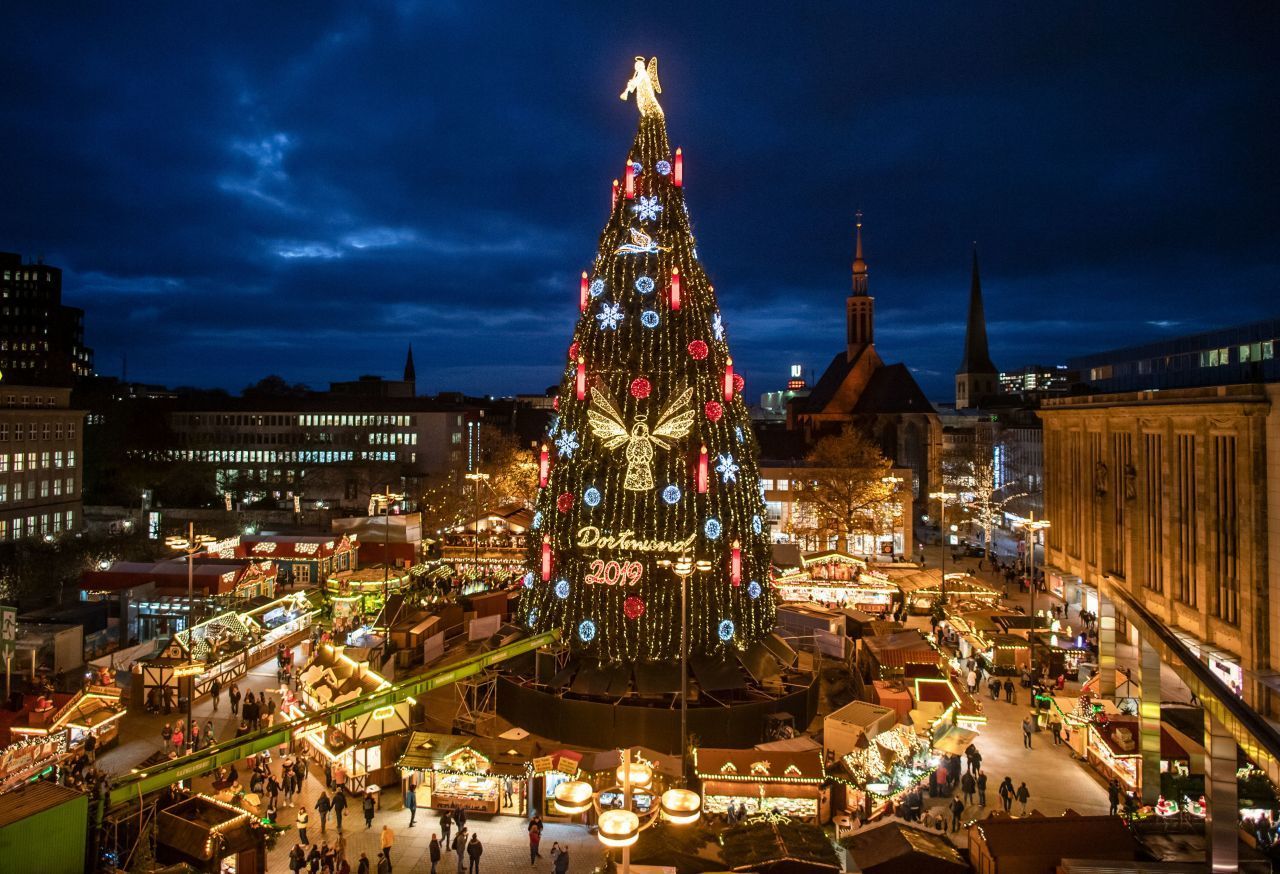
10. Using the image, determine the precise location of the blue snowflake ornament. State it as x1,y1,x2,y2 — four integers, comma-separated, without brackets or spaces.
747,580,762,599
656,160,671,176
712,313,725,341
718,620,736,641
716,453,739,484
532,511,543,530
554,579,570,600
555,430,580,459
635,276,655,294
641,310,660,328
704,518,722,540
589,278,606,298
527,609,539,626
633,196,663,222
735,426,744,443
630,161,643,176
662,485,682,505
522,572,535,589
752,514,763,535
584,487,601,507
596,302,625,330
578,620,597,643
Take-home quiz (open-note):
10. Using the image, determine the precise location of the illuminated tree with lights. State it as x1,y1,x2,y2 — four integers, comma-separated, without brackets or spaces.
519,58,776,662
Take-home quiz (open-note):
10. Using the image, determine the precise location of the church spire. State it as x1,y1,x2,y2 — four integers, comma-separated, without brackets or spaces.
845,211,875,360
851,210,868,295
955,245,998,408
403,343,416,391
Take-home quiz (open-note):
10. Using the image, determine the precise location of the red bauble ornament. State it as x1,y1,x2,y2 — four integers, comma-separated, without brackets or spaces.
623,596,646,620
568,341,580,361
704,401,723,422
688,340,708,360
629,377,651,399
556,492,573,513
733,373,745,393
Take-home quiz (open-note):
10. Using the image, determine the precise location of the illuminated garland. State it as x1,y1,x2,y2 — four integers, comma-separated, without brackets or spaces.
519,87,776,662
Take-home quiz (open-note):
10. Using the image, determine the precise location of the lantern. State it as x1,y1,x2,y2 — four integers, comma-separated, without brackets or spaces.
723,358,735,402
624,162,635,199
576,357,587,401
670,266,681,311
674,147,683,187
541,536,552,581
539,443,550,487
579,271,588,313
697,444,709,494
730,540,742,587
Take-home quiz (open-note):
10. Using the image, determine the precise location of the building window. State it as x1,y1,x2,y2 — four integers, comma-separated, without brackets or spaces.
1212,435,1239,625
1175,434,1197,607
1143,433,1164,594
1109,432,1131,578
776,479,789,491
760,479,774,491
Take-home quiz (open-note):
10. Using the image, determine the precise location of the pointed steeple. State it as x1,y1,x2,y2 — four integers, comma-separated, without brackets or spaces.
955,245,998,408
851,210,868,296
845,212,875,360
403,344,416,392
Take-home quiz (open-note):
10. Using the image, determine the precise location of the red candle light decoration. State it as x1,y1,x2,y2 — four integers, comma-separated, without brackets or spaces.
730,540,742,587
576,356,587,401
612,178,620,208
579,271,589,313
539,443,550,488
723,357,735,402
674,147,683,187
697,444,709,494
624,162,635,199
541,536,552,581
670,266,681,311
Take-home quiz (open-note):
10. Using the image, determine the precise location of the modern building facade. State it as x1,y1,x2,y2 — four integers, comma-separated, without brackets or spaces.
0,252,93,385
0,385,84,540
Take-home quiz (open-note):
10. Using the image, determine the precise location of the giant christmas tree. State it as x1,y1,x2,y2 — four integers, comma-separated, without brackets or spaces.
520,57,776,663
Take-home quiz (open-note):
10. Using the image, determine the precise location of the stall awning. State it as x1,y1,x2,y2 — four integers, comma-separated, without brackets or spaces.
702,780,817,800
691,657,747,691
933,726,979,757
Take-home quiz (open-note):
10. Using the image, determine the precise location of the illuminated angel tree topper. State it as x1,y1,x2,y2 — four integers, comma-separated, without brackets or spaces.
520,57,776,662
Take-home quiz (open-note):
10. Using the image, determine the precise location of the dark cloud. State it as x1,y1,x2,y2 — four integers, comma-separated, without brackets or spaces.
2,2,1277,399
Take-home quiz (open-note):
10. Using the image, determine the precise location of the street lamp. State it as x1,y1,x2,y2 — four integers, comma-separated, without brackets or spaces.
463,472,491,567
370,486,405,622
165,522,216,751
1015,512,1051,680
553,747,702,874
880,475,904,559
660,554,711,774
928,489,961,604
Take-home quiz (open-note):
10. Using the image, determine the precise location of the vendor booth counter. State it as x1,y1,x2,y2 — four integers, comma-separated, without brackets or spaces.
694,746,829,823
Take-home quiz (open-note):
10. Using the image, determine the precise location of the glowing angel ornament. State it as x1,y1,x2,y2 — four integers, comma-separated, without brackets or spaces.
615,226,670,256
587,385,695,491
621,56,663,118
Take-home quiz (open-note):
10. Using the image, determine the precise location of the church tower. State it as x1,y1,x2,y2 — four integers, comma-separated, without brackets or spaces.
403,344,417,396
955,247,999,409
845,212,874,361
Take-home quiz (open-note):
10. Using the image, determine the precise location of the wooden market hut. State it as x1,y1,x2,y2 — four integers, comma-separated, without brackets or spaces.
156,794,265,874
694,746,830,823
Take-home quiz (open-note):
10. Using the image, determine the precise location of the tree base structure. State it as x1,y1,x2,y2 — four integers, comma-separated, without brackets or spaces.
495,657,818,755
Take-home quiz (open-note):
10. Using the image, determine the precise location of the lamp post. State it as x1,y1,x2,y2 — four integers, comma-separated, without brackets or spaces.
370,486,405,624
164,522,215,752
928,489,960,605
661,555,711,775
463,472,491,568
553,747,702,874
1016,512,1051,679
880,475,904,559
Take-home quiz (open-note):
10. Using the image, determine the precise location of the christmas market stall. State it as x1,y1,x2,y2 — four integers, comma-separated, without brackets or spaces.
693,746,830,823
1028,630,1093,679
838,723,934,818
823,701,898,761
859,631,939,682
397,731,535,816
884,569,1001,614
1084,716,1197,796
290,643,412,791
772,552,899,614
326,566,413,631
7,684,126,753
155,793,266,874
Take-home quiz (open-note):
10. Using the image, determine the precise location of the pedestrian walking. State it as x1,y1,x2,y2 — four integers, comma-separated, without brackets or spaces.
297,808,311,845
356,853,370,874
405,783,418,826
189,720,201,750
988,676,1000,700
161,722,171,753
1016,781,1030,814
452,827,468,874
1022,715,1034,749
529,821,541,863
1003,678,1014,703
205,719,215,747
210,678,221,711
363,793,376,829
1050,714,1063,745
429,835,442,874
171,724,185,753
976,770,988,806
380,824,394,857
998,777,1014,812
960,771,975,806
377,848,392,874
230,683,241,716
289,843,307,873
467,833,482,874
332,788,347,831
453,806,467,831
440,809,452,844
966,667,978,694
949,795,964,832
1107,778,1121,816
552,846,569,874
316,791,332,833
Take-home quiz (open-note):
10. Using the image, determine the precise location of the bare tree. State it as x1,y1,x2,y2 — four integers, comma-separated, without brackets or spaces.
794,427,898,553
943,431,1027,559
482,430,539,508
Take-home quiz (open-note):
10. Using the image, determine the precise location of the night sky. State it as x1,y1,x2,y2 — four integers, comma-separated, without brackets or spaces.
3,3,1277,401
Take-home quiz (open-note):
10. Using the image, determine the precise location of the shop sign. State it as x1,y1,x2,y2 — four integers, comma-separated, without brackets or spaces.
533,755,556,773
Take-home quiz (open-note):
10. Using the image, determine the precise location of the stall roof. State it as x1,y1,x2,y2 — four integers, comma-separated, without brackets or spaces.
691,657,748,691
969,811,1140,861
826,700,896,732
580,747,683,779
862,632,937,667
396,730,534,776
1091,717,1189,760
694,747,826,783
842,820,968,874
0,781,83,829
754,736,823,754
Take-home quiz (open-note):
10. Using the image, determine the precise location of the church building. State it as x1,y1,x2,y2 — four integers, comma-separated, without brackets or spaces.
791,216,941,498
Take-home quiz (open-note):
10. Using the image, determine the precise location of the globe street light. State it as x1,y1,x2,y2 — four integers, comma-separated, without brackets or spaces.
928,489,961,604
165,522,216,751
370,486,405,625
1015,512,1051,680
553,747,701,874
659,554,711,773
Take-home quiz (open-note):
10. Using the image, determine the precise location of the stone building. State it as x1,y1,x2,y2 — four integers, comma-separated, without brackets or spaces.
0,384,84,540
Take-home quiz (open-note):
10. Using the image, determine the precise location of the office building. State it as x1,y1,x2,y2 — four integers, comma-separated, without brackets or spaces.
0,385,84,540
0,252,93,385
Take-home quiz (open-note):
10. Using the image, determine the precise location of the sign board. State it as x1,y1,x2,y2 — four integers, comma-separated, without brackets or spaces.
0,606,16,661
532,755,556,773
